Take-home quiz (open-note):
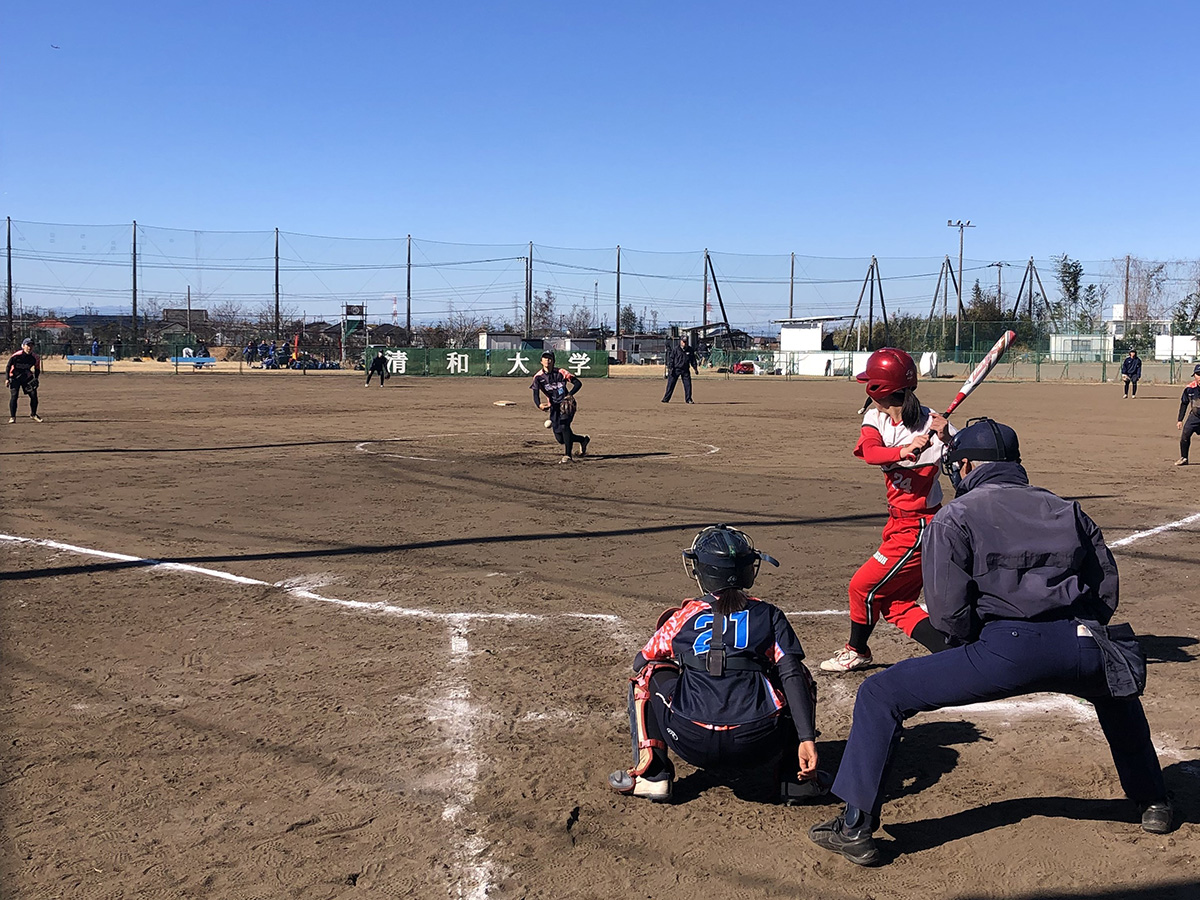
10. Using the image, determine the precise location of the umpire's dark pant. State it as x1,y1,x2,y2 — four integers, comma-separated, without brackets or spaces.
832,619,1166,818
662,368,692,402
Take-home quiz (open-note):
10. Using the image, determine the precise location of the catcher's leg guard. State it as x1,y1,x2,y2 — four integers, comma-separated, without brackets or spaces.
625,664,674,777
610,664,677,801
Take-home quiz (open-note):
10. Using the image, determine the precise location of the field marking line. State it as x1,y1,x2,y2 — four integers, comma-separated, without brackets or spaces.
0,533,555,624
1108,511,1200,548
355,433,720,462
436,615,494,900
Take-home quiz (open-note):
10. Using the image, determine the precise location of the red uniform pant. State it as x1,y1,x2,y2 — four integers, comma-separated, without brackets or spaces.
848,514,932,637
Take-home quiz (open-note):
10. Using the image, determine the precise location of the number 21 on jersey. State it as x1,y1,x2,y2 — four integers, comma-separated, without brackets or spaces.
692,610,750,656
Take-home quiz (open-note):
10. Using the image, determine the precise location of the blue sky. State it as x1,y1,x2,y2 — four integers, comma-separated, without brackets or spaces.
4,2,1200,326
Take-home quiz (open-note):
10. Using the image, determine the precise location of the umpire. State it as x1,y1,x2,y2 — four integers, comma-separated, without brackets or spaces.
7,338,43,424
661,336,698,404
810,417,1173,866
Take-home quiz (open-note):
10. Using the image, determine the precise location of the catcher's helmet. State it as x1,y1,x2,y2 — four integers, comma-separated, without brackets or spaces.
856,348,918,401
941,417,1021,474
540,350,555,366
682,524,779,594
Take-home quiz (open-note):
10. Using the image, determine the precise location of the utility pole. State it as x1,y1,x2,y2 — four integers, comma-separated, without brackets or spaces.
789,251,795,318
406,234,412,343
524,242,533,340
948,219,974,360
988,261,1009,310
274,228,281,340
615,245,621,341
5,217,12,349
131,221,139,349
702,248,709,328
187,285,191,334
1123,254,1131,324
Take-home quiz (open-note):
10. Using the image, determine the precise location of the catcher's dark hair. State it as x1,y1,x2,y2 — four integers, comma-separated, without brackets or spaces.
711,587,749,617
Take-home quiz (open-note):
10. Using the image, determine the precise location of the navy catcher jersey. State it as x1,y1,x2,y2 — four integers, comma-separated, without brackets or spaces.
638,596,806,727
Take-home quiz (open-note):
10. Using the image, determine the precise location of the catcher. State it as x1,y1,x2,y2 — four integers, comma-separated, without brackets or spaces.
530,350,589,463
608,525,827,804
7,338,43,423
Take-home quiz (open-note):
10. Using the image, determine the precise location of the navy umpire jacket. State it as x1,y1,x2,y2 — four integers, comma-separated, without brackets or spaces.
922,462,1119,645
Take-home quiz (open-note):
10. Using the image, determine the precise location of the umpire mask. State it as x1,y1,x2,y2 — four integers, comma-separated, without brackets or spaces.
940,417,1021,495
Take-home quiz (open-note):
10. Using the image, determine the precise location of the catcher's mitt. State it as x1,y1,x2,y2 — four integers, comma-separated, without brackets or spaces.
557,396,578,418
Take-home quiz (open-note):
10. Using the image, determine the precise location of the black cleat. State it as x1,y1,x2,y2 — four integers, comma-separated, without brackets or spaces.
578,436,590,457
1140,798,1174,834
809,812,881,866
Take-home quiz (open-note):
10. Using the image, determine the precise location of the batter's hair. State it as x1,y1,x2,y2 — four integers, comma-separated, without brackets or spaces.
711,587,749,617
899,388,921,430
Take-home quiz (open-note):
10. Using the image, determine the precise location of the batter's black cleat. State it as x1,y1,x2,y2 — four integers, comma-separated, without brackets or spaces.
1139,798,1175,834
608,769,673,802
809,807,881,866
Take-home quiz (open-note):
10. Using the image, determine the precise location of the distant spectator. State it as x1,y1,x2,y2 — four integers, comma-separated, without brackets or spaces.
91,338,100,356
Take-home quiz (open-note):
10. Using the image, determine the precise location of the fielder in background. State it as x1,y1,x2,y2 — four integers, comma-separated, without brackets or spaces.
365,351,389,387
7,338,43,424
608,525,827,805
661,336,699,404
1174,363,1200,466
1120,348,1142,399
531,351,590,464
820,348,954,673
810,418,1174,867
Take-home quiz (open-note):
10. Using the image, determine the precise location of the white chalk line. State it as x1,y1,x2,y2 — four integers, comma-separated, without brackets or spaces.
6,508,1199,892
355,432,721,463
436,616,494,900
1109,511,1200,548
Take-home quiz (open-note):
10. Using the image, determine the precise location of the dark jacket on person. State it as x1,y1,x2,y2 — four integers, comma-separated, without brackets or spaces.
922,462,1118,645
1120,355,1142,379
665,342,698,373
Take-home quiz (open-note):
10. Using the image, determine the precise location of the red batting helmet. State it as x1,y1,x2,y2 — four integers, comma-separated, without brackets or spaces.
856,348,918,401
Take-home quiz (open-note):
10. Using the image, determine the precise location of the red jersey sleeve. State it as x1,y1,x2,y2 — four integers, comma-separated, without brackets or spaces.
854,426,904,465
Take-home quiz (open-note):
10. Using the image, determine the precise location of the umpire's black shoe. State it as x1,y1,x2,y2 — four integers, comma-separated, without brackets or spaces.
1140,798,1175,834
809,806,881,866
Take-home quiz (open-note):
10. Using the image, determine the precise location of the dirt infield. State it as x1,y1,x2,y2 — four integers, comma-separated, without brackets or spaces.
2,369,1197,899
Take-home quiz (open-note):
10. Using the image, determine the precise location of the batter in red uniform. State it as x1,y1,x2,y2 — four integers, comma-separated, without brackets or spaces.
820,348,953,673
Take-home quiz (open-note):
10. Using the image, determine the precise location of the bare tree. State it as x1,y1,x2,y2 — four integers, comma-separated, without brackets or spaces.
209,300,247,346
561,303,594,336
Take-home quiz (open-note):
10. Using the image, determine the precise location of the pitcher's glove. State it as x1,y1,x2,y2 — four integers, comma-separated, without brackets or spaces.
23,377,39,394
557,397,577,418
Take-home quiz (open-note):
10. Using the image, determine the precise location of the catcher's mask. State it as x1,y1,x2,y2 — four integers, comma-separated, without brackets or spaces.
540,350,556,367
682,524,779,595
940,417,1021,491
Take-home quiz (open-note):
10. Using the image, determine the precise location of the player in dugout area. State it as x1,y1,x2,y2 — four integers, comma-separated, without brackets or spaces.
809,418,1174,867
531,351,589,464
1174,363,1200,466
607,525,830,805
7,338,43,424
